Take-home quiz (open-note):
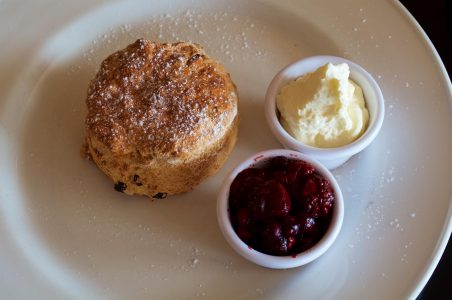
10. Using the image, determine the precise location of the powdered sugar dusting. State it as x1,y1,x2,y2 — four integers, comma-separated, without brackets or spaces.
80,8,269,68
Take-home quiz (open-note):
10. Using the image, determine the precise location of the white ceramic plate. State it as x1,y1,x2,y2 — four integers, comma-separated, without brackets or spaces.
0,0,451,299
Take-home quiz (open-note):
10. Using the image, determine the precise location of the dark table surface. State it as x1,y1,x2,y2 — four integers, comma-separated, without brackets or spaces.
398,0,451,299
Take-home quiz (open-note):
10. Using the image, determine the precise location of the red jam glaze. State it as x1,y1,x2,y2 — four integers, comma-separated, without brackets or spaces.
229,156,335,256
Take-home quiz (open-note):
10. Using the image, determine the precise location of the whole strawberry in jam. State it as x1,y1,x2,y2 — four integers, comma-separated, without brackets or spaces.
248,180,291,220
296,173,334,218
228,156,335,256
229,168,266,213
260,220,293,255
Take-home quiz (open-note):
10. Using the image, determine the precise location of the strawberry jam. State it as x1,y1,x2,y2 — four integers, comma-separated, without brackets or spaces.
228,156,335,256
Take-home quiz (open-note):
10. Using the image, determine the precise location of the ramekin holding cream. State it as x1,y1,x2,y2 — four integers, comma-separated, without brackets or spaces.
265,56,384,169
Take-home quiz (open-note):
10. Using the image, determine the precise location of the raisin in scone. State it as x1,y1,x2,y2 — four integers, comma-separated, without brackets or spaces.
84,39,238,198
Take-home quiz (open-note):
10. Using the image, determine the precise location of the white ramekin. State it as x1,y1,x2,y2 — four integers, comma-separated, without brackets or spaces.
264,55,384,169
217,149,344,269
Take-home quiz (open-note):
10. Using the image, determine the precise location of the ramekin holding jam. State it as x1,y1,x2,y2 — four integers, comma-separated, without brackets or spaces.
265,55,384,169
216,149,344,269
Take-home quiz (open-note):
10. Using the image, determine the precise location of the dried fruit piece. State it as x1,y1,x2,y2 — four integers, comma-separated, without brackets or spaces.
114,181,127,192
152,192,167,199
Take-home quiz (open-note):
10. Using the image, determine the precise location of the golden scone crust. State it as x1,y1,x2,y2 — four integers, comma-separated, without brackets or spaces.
84,39,238,198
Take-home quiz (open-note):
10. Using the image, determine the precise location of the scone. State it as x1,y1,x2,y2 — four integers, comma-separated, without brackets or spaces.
84,39,238,198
